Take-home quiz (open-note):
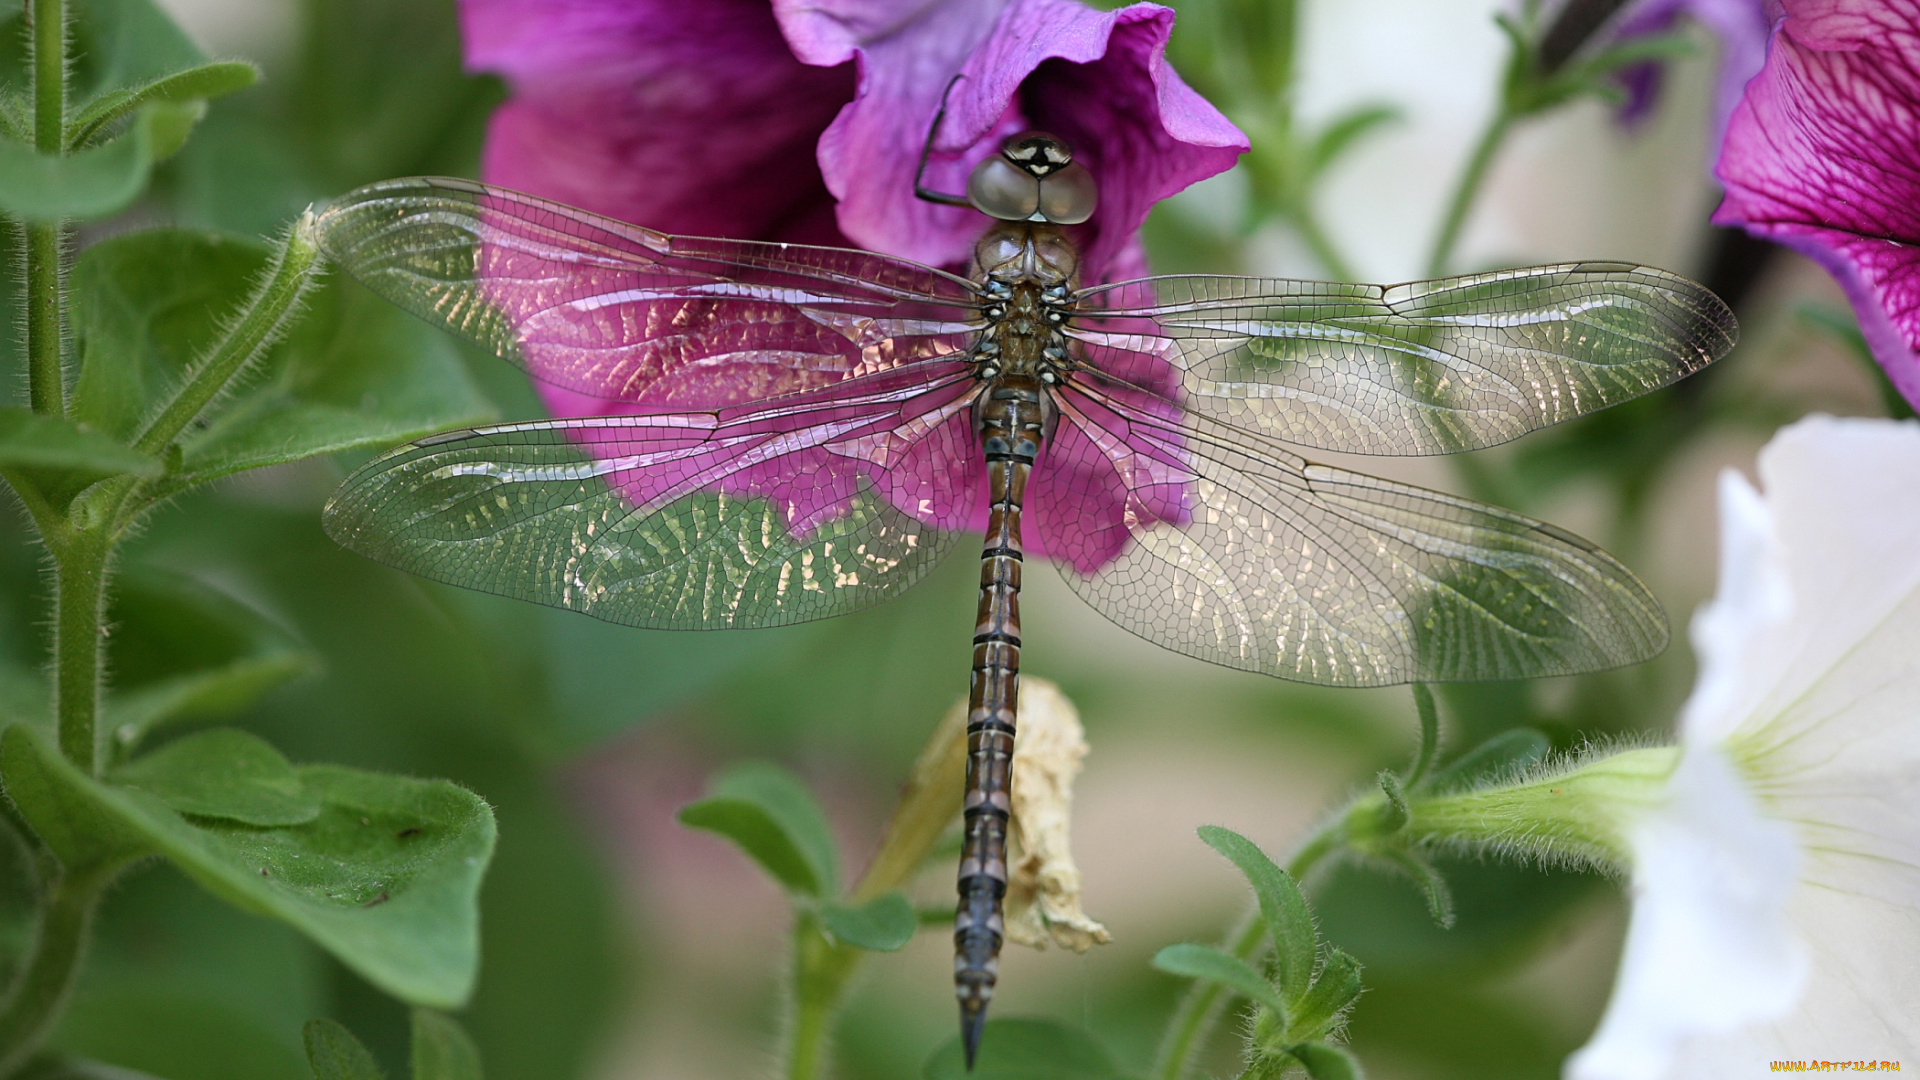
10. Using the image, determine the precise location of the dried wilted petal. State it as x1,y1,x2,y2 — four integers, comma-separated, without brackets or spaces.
1003,678,1111,953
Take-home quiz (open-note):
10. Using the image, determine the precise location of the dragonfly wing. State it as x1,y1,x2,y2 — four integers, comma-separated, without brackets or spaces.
323,365,984,629
1072,262,1736,456
1032,371,1666,686
312,177,981,407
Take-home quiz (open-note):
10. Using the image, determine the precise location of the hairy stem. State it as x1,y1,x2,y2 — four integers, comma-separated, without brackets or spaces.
783,700,967,1080
1151,834,1341,1080
24,0,68,417
132,213,322,457
50,528,109,774
23,223,64,417
1424,108,1512,279
0,861,117,1078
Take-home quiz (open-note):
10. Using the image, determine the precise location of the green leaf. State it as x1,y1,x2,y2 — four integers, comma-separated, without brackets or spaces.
1288,948,1364,1043
0,109,157,221
102,568,319,755
1,724,496,1007
69,61,258,148
411,1011,482,1080
303,1019,384,1080
1152,942,1287,1015
1197,825,1317,1001
0,407,159,480
1429,728,1550,792
1289,1043,1363,1080
922,1018,1132,1080
0,805,38,985
1307,103,1398,177
111,729,321,826
68,230,492,495
1380,850,1455,929
819,892,916,952
677,762,838,897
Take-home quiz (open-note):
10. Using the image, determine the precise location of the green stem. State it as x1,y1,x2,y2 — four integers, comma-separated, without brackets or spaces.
1151,836,1340,1080
1424,108,1512,279
783,699,968,1080
0,861,117,1078
24,0,68,418
50,529,109,774
132,214,322,457
23,223,64,417
1289,210,1356,283
30,0,64,155
786,917,861,1080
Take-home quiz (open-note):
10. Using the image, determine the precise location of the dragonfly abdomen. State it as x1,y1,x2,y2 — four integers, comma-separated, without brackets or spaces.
956,375,1050,1065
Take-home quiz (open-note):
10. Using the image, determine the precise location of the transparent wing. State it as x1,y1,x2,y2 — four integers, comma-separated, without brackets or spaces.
312,177,982,407
322,364,984,629
1030,368,1667,686
1071,262,1736,456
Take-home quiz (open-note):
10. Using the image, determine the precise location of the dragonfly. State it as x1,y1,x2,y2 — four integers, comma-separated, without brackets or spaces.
311,127,1735,1062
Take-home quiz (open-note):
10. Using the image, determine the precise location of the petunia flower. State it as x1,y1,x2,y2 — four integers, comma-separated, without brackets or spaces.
1609,0,1773,148
455,0,1243,569
458,0,1245,284
1713,0,1920,411
1565,414,1920,1078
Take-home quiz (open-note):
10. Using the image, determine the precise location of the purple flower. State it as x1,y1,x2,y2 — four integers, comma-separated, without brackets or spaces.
456,0,1244,570
459,0,1245,282
1611,0,1774,149
1713,0,1920,410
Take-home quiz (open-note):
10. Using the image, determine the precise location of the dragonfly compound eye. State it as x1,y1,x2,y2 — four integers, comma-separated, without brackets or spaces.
968,156,1042,221
967,131,1096,225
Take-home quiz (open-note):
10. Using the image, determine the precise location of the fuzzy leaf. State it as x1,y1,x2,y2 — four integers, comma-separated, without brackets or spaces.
1153,942,1288,1015
67,230,491,494
1381,849,1456,929
102,568,318,755
0,724,496,1007
0,113,154,221
303,1019,384,1080
410,1010,482,1080
111,728,320,826
922,1018,1132,1080
1290,1043,1363,1080
0,407,159,480
678,762,838,898
1308,103,1398,177
1288,948,1364,1044
820,892,916,952
1197,825,1317,1000
69,61,257,147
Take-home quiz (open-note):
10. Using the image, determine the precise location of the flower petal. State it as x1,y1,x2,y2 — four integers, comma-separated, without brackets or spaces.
776,0,1246,282
1712,0,1920,408
1612,0,1774,148
1565,746,1805,1080
461,0,854,244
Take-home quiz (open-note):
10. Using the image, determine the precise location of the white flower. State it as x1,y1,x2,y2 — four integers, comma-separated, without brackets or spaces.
1567,415,1920,1078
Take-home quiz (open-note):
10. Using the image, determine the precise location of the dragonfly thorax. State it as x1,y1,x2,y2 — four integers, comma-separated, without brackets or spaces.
971,223,1078,386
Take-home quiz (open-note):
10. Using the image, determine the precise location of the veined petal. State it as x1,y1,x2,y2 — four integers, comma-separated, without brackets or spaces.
776,0,1246,282
1713,0,1920,408
461,0,854,244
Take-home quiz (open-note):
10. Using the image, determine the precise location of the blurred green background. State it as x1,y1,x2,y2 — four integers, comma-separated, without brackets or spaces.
0,1,1898,1078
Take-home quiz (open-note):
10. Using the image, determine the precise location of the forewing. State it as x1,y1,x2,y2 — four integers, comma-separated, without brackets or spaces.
1032,370,1667,686
312,177,981,407
322,365,984,630
1072,262,1736,456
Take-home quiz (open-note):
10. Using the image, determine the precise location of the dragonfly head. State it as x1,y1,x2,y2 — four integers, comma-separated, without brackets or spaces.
967,131,1098,226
